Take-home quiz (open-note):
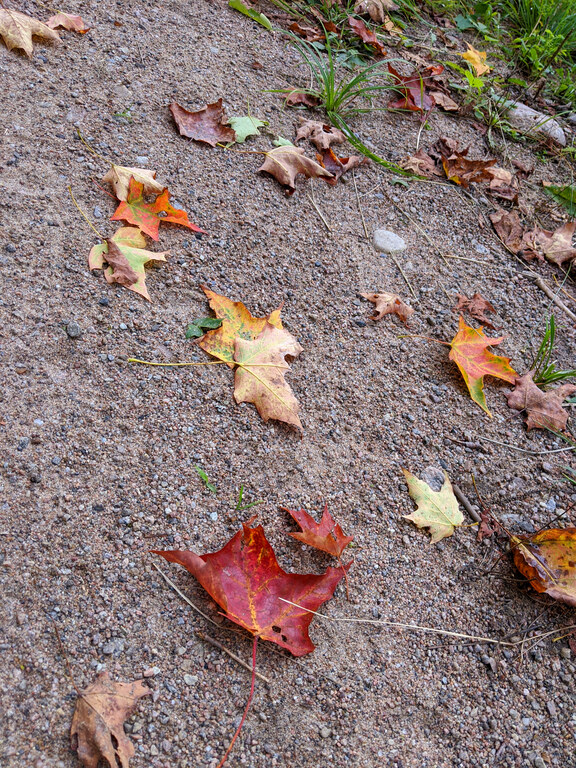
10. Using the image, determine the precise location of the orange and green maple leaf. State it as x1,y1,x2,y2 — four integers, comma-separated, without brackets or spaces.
111,177,205,241
449,316,517,415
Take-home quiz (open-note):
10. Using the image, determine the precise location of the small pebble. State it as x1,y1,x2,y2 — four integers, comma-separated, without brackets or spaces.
135,155,149,164
209,512,218,522
102,642,116,655
93,206,102,218
372,229,406,254
66,321,82,339
99,297,110,307
560,647,571,659
183,674,198,686
319,726,331,738
143,666,161,678
5,243,16,253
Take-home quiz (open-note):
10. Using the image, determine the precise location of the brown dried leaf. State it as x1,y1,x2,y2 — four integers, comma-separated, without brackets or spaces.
289,21,324,42
0,9,59,56
285,90,320,108
489,209,529,254
453,293,497,329
316,148,364,184
431,91,459,111
258,146,333,194
70,670,150,768
506,371,576,431
348,16,386,56
295,118,346,151
354,0,398,22
440,144,496,187
401,149,442,177
536,222,576,266
170,99,236,147
486,166,519,203
361,292,414,324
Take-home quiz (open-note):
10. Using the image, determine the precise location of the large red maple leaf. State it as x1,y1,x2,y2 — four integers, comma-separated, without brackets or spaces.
154,521,348,656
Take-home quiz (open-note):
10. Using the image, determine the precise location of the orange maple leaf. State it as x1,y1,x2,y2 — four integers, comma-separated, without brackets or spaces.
111,177,205,241
283,504,354,557
449,316,517,416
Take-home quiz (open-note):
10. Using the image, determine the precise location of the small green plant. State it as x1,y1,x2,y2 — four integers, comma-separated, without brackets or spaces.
113,109,132,121
531,315,576,387
185,317,222,339
195,465,218,493
235,485,263,512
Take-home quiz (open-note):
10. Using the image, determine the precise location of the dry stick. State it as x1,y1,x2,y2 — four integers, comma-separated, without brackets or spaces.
352,169,369,239
453,484,481,524
390,254,417,299
279,599,512,645
215,636,258,768
196,630,270,685
523,272,576,324
307,187,332,233
476,435,575,456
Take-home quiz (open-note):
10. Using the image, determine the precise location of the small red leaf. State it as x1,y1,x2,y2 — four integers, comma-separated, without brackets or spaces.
284,504,354,557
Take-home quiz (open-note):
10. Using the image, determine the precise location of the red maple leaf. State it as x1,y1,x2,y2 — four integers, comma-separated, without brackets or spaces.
153,521,348,656
111,177,206,241
284,504,353,557
388,64,435,112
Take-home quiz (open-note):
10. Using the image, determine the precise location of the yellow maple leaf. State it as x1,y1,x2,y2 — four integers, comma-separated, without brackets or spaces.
458,43,490,76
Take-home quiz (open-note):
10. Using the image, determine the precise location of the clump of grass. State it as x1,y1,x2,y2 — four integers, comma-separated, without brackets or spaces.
531,315,576,387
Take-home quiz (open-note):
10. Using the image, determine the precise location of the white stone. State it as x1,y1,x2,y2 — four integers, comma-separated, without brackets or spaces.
372,229,406,253
506,102,566,146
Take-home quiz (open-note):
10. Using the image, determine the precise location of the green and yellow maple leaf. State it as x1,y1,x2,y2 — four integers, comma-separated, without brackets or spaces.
110,177,205,241
88,226,169,301
402,469,463,543
449,316,517,416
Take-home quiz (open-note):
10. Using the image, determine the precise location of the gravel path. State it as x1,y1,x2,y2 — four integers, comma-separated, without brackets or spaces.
1,1,576,766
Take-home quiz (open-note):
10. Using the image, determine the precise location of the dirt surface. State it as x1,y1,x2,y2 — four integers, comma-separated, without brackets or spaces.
2,1,576,767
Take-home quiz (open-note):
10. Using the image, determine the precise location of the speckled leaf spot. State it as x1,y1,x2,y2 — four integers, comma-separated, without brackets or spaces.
402,469,463,543
88,226,169,301
511,528,576,607
198,286,283,365
449,316,517,416
153,521,349,656
110,177,205,241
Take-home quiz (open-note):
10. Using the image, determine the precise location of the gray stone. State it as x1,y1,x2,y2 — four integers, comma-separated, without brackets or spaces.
66,321,81,339
568,113,576,125
93,206,102,218
183,674,198,686
506,102,566,146
373,229,406,254
319,726,332,738
560,647,571,659
102,642,116,655
135,155,149,165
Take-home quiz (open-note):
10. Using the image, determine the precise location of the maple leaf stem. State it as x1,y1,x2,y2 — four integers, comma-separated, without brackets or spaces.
338,555,350,600
216,635,258,768
76,127,113,167
68,186,105,240
90,177,118,200
400,334,451,346
127,358,229,367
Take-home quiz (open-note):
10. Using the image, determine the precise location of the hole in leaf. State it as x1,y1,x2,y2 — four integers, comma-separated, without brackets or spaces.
271,625,281,633
281,634,288,643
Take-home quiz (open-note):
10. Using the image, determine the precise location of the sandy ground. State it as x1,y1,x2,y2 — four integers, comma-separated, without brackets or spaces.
1,1,576,766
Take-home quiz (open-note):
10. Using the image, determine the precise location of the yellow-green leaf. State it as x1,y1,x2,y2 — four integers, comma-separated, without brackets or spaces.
402,469,463,543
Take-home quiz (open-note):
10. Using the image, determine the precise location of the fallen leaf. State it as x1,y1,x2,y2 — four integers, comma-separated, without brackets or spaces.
295,118,346,151
348,16,386,56
88,226,169,301
0,9,59,56
110,177,205,241
170,99,236,147
228,114,268,143
512,528,576,607
354,0,398,22
402,469,463,543
316,148,364,184
361,291,414,324
489,208,527,254
258,146,333,194
478,509,496,541
198,286,283,365
439,142,496,187
154,521,348,655
289,21,324,42
458,43,490,76
453,293,497,329
431,91,459,111
485,166,519,202
506,371,576,431
400,149,442,176
284,90,320,109
449,316,517,415
284,504,353,557
102,165,164,202
535,222,576,266
45,12,90,33
70,670,150,768
388,63,435,112
233,323,303,430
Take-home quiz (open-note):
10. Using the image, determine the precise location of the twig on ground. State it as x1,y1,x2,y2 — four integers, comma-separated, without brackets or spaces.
453,484,481,524
307,187,332,233
196,630,270,684
152,561,221,628
352,169,369,239
476,435,575,455
390,254,417,299
523,272,576,324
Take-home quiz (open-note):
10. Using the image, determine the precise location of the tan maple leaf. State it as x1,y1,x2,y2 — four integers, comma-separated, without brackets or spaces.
403,469,463,543
0,9,59,56
361,292,414,324
258,146,333,194
102,164,164,201
295,118,346,151
453,293,497,329
233,323,303,431
354,0,398,22
536,222,576,266
45,12,90,33
170,99,235,147
70,670,151,768
506,371,576,431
